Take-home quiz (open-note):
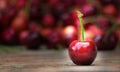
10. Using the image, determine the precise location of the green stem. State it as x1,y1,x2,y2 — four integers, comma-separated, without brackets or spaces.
80,18,84,42
77,11,84,42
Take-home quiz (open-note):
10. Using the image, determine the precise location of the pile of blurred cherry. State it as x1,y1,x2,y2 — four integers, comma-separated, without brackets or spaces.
0,0,119,50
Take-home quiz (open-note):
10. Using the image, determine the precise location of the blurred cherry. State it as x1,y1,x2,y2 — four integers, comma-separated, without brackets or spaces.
60,12,71,26
80,30,95,41
42,13,55,27
18,30,29,45
52,2,66,20
62,25,77,47
1,28,17,45
14,0,27,8
29,22,40,32
103,4,117,16
11,10,28,32
24,32,41,50
48,0,59,6
116,15,120,24
47,31,63,49
94,33,118,50
2,8,18,28
60,0,72,8
115,30,120,39
72,0,87,6
61,10,79,26
81,4,97,17
85,23,104,36
96,16,112,30
0,0,8,11
39,28,53,38
30,5,41,21
31,0,40,5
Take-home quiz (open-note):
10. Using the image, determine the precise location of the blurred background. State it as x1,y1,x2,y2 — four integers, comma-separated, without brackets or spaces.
0,0,120,50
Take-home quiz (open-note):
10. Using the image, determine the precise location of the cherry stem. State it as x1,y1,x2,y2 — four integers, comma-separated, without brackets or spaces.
77,10,84,42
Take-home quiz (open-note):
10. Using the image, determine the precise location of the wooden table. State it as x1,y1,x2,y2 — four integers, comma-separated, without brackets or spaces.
0,48,120,72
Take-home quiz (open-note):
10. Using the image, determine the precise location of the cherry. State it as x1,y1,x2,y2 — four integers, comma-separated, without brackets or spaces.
62,25,77,47
24,32,44,50
14,0,27,8
29,22,40,32
115,30,120,39
81,4,97,17
48,0,59,7
42,13,55,27
60,0,72,8
2,8,18,28
0,0,8,11
94,33,118,50
85,23,104,36
69,40,97,65
62,10,79,27
11,15,28,32
60,12,73,26
18,30,29,45
30,5,41,21
1,28,17,45
103,4,117,16
96,16,112,30
51,2,66,20
69,11,97,65
72,0,87,6
46,31,62,49
31,0,40,5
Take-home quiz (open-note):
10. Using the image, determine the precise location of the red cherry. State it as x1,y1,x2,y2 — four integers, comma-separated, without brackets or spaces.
62,25,77,47
73,0,87,6
42,13,55,27
0,0,8,10
18,30,29,44
103,4,117,16
30,5,40,21
46,31,63,49
48,0,59,6
29,22,40,32
14,0,27,8
2,8,18,28
24,32,41,50
11,16,28,32
1,28,17,45
81,4,97,17
115,30,120,38
96,16,112,30
31,0,40,5
116,15,120,24
69,40,97,65
94,33,118,50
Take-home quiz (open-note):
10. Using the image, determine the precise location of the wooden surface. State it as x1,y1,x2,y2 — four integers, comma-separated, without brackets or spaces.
0,48,120,72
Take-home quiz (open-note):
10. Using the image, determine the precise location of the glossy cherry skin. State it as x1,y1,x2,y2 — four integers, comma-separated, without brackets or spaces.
69,40,97,65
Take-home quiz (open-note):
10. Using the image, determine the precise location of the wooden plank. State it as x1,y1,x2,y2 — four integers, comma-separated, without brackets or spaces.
0,49,120,72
